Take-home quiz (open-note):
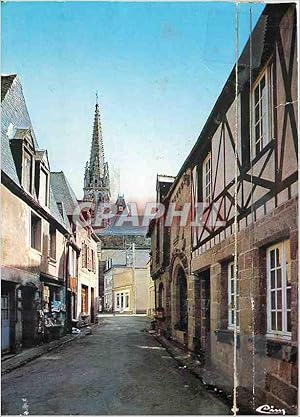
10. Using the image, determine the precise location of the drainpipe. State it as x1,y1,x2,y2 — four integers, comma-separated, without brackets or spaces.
64,235,69,334
132,243,136,314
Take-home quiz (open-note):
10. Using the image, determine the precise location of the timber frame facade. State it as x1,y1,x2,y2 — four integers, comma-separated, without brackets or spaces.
149,4,298,414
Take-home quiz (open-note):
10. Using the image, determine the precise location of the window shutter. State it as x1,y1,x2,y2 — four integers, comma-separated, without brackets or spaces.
82,243,86,268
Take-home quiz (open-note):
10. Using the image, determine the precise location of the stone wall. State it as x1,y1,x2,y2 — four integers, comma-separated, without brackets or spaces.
191,197,298,413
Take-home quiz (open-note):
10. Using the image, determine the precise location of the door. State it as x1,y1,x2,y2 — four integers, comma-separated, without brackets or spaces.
81,285,88,315
91,288,95,323
22,286,36,348
200,270,211,358
1,294,10,352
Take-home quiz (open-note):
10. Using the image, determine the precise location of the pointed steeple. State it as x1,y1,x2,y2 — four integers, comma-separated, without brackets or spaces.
83,95,110,207
89,95,105,179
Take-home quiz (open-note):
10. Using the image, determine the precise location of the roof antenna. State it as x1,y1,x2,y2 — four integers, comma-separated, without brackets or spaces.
96,91,98,105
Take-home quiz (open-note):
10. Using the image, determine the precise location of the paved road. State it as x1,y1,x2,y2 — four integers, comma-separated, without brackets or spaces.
1,316,230,415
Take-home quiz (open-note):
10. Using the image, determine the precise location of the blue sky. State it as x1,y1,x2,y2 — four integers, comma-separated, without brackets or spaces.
2,1,265,206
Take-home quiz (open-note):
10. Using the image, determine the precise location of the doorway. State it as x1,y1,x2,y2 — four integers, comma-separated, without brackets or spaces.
196,269,211,359
91,288,95,323
177,267,188,331
22,286,36,348
1,292,10,352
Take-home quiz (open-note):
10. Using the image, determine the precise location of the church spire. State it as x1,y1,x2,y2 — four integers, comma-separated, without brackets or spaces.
89,96,105,179
83,96,110,206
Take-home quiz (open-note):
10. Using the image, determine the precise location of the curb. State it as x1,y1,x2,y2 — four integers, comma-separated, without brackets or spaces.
1,324,97,375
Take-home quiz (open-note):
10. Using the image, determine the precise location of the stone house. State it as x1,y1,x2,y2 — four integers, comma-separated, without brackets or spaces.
149,4,297,414
1,75,72,352
50,171,100,326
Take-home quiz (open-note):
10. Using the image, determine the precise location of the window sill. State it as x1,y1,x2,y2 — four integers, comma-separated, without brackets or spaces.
215,329,240,348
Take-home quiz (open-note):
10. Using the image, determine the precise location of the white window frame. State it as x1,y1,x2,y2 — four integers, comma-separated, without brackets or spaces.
202,152,212,204
39,167,48,207
115,291,130,312
267,240,291,339
228,261,240,330
252,67,271,157
23,149,32,193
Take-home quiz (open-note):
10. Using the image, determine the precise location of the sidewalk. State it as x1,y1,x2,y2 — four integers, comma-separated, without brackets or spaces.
153,333,234,410
1,325,95,375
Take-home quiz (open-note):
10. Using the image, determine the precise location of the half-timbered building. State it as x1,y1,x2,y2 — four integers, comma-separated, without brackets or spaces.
149,4,298,413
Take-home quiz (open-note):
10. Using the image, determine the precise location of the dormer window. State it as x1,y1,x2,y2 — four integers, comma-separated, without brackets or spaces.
35,150,50,208
39,167,48,207
23,150,33,192
10,129,35,195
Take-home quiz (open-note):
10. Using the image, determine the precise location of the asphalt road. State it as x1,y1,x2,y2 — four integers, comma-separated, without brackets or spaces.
1,316,230,415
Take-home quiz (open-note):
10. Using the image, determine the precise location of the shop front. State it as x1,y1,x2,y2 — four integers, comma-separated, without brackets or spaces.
40,273,66,341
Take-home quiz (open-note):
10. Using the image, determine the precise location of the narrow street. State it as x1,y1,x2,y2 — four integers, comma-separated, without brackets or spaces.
1,317,230,415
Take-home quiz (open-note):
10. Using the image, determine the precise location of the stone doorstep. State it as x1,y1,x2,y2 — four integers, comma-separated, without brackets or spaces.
1,324,97,375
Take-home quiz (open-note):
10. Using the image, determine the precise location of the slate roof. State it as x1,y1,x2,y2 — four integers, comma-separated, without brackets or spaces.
98,225,149,236
97,216,150,237
1,74,69,232
50,171,79,217
101,248,150,268
49,187,71,231
1,74,17,101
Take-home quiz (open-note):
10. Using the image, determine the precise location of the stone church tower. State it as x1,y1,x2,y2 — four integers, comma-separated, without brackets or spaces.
83,98,110,213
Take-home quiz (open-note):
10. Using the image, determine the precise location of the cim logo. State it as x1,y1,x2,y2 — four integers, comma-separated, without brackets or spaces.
256,404,286,416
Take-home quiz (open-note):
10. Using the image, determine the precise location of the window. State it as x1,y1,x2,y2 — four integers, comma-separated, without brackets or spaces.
228,262,240,329
23,150,32,192
39,168,48,206
91,249,96,272
115,292,130,311
69,249,77,277
31,213,41,251
202,153,212,204
82,243,88,268
267,241,291,337
49,224,56,260
252,70,270,156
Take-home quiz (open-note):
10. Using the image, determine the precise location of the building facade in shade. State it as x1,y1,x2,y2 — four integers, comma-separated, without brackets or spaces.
1,76,101,354
83,98,110,231
51,171,100,327
1,75,73,352
149,4,298,414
